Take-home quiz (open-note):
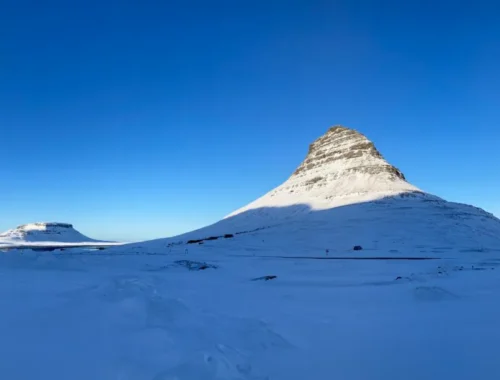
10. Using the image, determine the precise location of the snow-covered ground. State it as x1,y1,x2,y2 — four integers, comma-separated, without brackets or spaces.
120,194,500,258
1,248,499,380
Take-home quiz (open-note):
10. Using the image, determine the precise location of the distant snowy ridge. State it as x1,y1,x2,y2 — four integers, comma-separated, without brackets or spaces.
0,222,117,247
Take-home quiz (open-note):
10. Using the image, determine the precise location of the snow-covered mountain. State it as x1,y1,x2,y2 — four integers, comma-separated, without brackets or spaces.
227,125,425,216
2,126,500,380
0,222,106,247
123,125,500,255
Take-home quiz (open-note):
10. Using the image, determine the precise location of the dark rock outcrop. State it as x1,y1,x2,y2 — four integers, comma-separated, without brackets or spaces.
174,260,218,271
252,275,277,281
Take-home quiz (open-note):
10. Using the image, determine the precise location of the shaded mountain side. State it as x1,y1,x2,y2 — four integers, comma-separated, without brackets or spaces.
119,192,500,256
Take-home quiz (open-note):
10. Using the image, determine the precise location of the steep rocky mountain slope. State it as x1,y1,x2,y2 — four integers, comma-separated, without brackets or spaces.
121,126,500,256
227,125,425,216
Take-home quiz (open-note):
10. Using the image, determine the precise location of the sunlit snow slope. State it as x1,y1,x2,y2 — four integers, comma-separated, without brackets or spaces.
123,126,500,255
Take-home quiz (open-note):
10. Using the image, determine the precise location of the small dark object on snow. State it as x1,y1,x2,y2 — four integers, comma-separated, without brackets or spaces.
353,245,363,251
187,239,203,244
198,242,204,245
32,247,55,252
97,247,106,251
224,234,234,239
175,260,218,271
471,267,486,271
252,275,277,281
395,276,402,280
206,236,219,241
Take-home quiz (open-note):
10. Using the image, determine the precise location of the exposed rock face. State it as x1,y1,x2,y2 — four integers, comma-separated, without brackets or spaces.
16,222,74,231
285,125,415,196
292,126,405,181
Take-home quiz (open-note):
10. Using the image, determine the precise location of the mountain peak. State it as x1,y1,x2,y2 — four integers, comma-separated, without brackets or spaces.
226,125,422,218
292,125,406,181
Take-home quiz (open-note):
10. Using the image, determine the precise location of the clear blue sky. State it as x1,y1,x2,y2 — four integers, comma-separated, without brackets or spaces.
1,0,499,241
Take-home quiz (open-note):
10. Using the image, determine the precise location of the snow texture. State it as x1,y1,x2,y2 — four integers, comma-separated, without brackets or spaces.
1,249,499,380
